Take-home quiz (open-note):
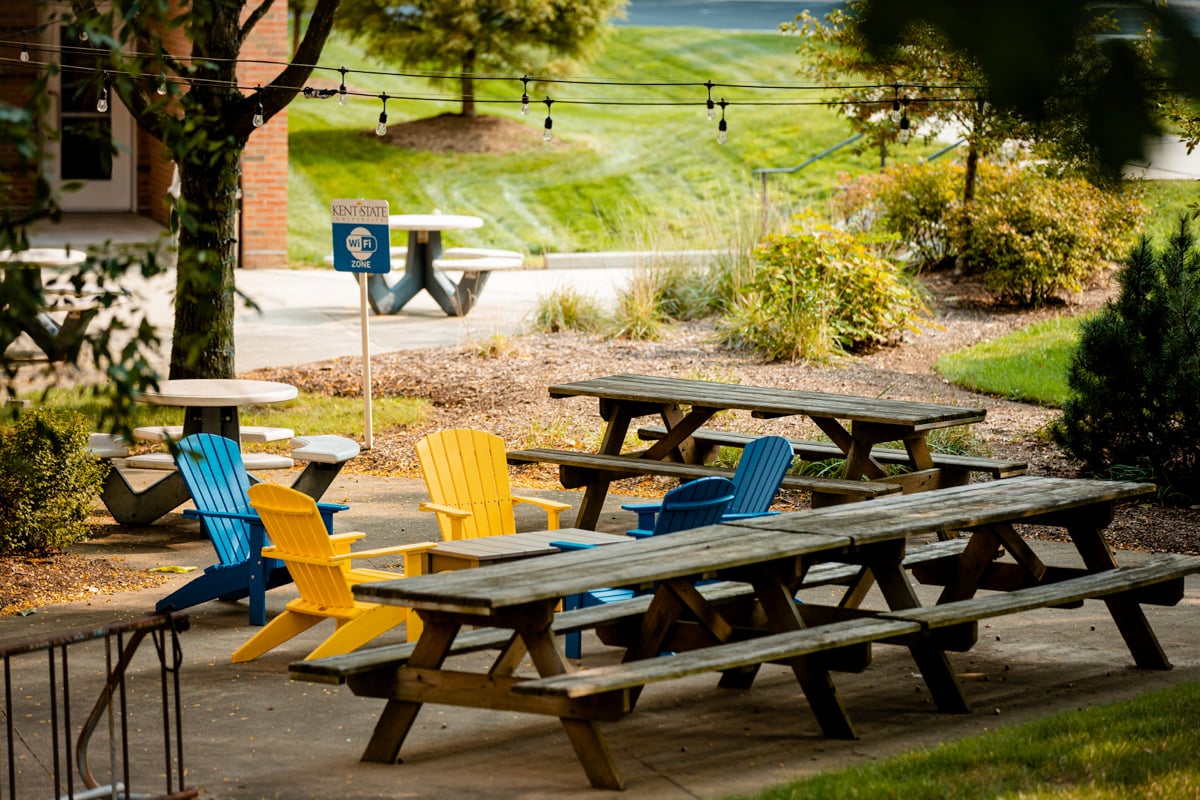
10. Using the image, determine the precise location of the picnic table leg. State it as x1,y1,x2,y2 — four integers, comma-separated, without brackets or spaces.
751,563,858,739
100,469,192,526
574,405,636,529
359,618,460,763
869,541,970,714
1069,521,1172,670
518,614,624,790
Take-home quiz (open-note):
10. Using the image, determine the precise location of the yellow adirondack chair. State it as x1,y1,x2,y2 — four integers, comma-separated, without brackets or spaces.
231,483,434,663
416,428,572,541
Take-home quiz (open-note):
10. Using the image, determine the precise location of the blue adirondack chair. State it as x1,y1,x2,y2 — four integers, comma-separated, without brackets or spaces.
558,475,736,659
155,433,347,626
622,435,795,536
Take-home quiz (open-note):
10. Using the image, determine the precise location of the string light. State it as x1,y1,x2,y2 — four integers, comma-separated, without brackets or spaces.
542,97,554,142
156,73,168,95
376,92,388,136
890,84,903,123
338,66,348,106
19,40,30,62
96,83,108,113
898,111,912,144
705,80,716,121
520,75,530,116
252,86,264,127
717,98,728,145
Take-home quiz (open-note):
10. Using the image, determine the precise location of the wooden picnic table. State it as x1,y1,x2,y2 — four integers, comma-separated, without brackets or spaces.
293,475,1200,791
540,373,988,528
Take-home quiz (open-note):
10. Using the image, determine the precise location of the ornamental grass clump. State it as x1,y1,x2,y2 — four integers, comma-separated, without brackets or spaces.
717,225,927,362
0,406,106,555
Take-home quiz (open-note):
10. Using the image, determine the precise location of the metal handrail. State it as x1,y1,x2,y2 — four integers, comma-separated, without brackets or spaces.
751,133,864,209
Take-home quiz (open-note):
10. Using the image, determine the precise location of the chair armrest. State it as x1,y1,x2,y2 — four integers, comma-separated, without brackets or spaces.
183,508,258,523
329,532,368,545
721,511,779,521
330,541,438,563
418,501,472,520
626,529,654,539
620,501,662,532
512,494,572,530
317,502,350,514
548,541,595,551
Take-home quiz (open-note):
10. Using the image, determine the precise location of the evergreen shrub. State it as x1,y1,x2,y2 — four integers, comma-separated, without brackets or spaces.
0,406,106,555
1051,217,1200,504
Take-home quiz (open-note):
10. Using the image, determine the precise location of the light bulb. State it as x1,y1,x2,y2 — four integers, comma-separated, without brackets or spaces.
891,99,902,123
339,89,347,106
521,93,530,116
252,102,264,127
20,45,30,62
717,118,727,145
706,99,715,122
96,87,108,113
157,74,167,95
898,116,912,144
376,111,387,136
79,30,88,42
542,116,553,142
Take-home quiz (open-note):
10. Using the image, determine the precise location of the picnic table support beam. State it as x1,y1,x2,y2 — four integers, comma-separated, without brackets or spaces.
1069,522,1173,670
359,618,461,764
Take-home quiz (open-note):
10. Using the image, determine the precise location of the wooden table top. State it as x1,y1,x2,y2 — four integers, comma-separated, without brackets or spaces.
727,475,1154,546
356,526,854,615
138,379,297,407
550,373,987,430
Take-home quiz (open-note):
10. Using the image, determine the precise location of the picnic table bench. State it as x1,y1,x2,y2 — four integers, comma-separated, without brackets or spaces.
540,374,988,528
636,424,1027,482
291,476,1196,790
506,447,902,506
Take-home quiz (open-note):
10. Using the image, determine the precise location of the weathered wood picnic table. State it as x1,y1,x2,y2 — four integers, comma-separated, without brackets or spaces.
291,476,1200,790
509,373,991,528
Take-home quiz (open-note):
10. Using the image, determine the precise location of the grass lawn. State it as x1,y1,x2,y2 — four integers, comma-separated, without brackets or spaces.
934,315,1091,407
737,680,1200,800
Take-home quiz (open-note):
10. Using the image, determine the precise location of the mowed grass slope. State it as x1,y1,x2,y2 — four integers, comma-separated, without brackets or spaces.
288,27,940,265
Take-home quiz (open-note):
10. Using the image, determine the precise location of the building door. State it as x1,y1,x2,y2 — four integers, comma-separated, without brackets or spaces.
42,8,136,212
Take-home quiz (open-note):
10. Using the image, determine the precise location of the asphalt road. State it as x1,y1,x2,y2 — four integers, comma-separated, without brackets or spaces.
619,1,843,31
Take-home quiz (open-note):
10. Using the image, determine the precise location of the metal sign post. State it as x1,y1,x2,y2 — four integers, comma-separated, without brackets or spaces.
330,198,390,450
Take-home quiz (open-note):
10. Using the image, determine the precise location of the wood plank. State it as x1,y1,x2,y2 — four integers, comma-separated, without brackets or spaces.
886,555,1200,628
549,374,986,430
512,618,920,699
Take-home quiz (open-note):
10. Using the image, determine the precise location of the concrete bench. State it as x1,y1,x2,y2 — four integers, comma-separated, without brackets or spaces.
637,425,1027,482
121,451,295,471
433,247,524,272
132,425,294,444
506,447,901,508
88,433,130,459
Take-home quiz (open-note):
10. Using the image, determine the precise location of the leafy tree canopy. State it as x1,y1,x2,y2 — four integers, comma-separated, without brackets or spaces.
335,0,628,117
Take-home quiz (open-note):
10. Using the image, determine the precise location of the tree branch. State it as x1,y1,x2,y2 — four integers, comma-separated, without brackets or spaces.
240,0,279,41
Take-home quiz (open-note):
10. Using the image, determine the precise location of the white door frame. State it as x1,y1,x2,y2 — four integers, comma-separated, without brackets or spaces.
41,4,136,212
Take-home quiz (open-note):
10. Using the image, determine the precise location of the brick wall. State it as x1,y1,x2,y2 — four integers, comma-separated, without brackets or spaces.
0,4,44,210
237,2,289,269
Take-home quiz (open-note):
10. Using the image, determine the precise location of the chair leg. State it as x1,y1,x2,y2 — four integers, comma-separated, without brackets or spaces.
231,610,322,663
305,606,408,661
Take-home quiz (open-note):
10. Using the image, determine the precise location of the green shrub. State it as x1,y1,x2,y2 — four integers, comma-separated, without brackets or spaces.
1051,217,1200,504
952,165,1145,306
832,163,962,269
716,225,927,362
606,269,665,341
531,286,604,333
0,406,107,555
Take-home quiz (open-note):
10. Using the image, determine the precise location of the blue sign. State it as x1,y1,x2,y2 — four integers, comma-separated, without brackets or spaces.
331,198,391,274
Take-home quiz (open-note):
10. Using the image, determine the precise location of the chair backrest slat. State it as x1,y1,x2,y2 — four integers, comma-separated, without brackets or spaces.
176,434,253,565
727,435,794,517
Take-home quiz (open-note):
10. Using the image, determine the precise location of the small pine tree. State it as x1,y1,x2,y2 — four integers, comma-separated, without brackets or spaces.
1052,216,1200,503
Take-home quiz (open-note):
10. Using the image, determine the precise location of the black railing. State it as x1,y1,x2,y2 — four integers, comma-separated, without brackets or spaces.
751,132,864,213
1,612,196,800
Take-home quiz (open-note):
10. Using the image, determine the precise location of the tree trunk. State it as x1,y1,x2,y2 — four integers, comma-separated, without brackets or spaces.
169,147,241,379
461,49,477,117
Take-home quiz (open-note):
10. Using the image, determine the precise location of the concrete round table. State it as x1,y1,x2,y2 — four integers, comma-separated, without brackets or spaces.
1,247,92,361
363,214,486,316
138,379,298,442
